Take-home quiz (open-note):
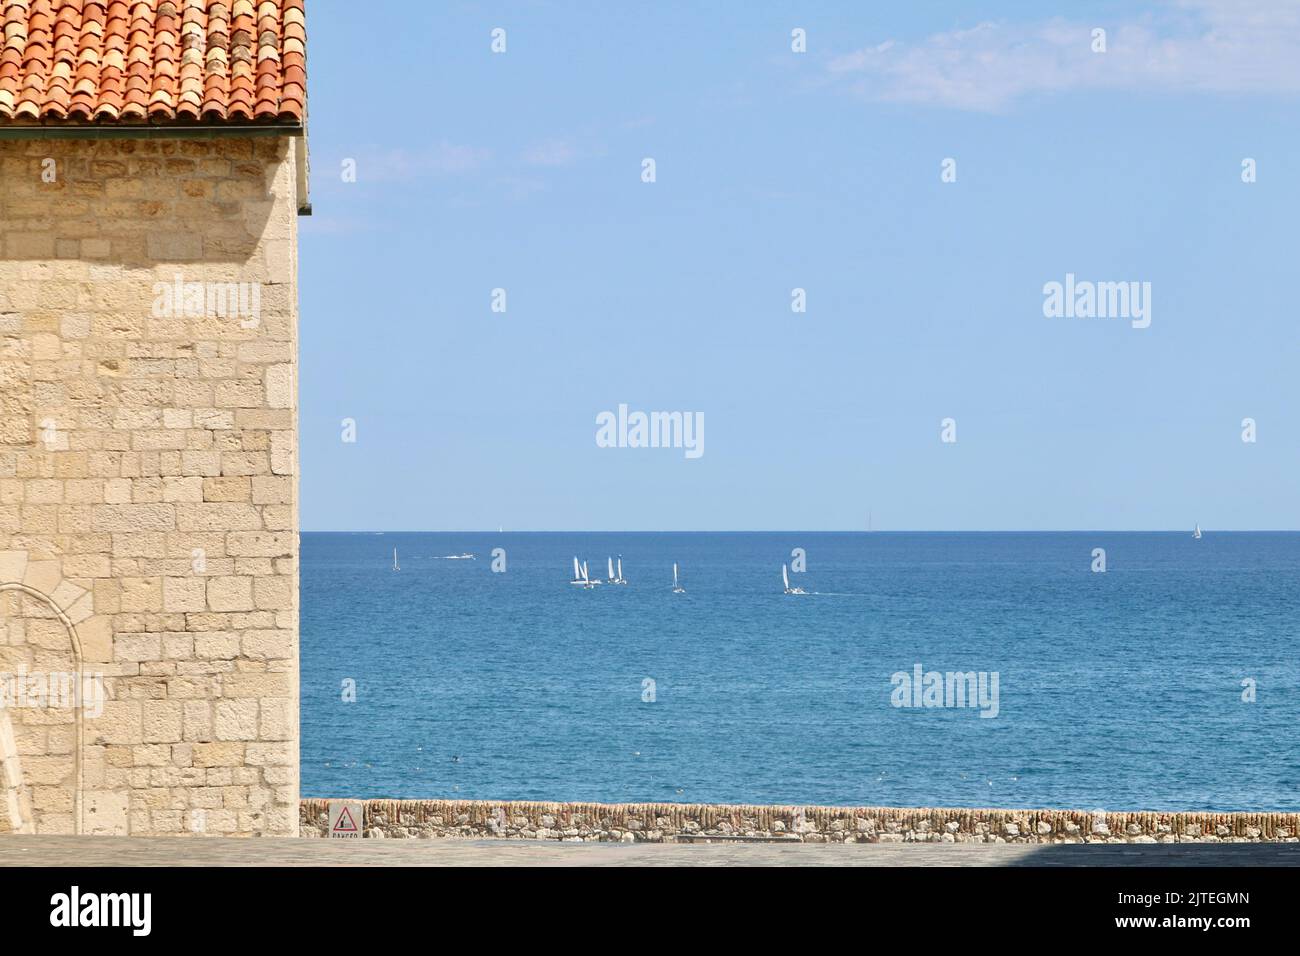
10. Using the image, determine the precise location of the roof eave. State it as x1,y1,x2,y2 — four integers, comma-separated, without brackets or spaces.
0,122,305,137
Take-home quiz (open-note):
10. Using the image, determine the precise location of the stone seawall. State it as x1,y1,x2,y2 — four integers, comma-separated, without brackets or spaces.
300,799,1300,843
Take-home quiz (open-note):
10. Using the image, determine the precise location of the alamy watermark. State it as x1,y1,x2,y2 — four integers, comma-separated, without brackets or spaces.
596,404,704,459
1042,273,1150,329
890,664,999,718
152,274,261,328
0,667,104,718
50,886,151,936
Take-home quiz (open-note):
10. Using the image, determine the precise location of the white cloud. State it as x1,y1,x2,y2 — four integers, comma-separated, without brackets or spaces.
356,141,492,181
827,0,1300,111
521,139,580,167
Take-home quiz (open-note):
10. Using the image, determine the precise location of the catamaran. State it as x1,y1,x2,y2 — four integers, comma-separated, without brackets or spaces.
392,548,400,572
783,563,807,595
569,556,585,585
672,562,685,593
581,560,599,589
1193,524,1202,539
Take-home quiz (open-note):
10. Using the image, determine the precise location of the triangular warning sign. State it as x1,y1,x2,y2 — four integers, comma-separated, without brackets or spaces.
333,806,358,833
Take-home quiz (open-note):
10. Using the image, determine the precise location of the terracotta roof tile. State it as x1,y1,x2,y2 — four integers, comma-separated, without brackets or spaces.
0,0,304,124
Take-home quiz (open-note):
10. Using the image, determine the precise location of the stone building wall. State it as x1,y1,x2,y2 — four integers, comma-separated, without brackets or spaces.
0,134,300,836
301,799,1300,844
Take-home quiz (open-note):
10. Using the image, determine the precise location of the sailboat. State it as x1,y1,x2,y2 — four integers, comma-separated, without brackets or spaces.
607,557,617,584
1193,524,1202,539
569,556,584,585
782,563,807,595
392,547,400,572
614,555,628,585
672,562,685,593
581,560,599,589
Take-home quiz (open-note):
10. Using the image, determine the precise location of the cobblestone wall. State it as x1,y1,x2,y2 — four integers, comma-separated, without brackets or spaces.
301,799,1300,843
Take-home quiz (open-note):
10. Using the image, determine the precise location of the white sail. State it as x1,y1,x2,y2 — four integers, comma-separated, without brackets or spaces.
573,556,580,579
617,557,623,580
393,547,399,571
783,563,789,589
608,557,615,580
673,563,678,587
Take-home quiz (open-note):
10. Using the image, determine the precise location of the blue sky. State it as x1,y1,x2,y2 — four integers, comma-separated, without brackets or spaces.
299,1,1300,531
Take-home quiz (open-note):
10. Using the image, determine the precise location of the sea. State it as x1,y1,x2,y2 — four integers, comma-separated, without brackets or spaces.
301,531,1300,812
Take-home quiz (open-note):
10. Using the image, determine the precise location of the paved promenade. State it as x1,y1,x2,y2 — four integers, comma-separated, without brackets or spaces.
1,836,1296,867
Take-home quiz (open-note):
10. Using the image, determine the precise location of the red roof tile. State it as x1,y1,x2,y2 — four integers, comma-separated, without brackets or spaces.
0,0,305,124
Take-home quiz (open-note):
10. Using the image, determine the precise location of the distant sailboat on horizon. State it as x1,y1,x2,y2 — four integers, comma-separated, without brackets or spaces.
392,547,400,572
603,556,629,586
1193,523,1202,539
782,563,807,595
569,556,584,585
581,560,599,589
671,562,685,594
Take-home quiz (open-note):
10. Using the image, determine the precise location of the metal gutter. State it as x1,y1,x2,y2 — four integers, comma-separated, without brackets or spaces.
0,124,303,139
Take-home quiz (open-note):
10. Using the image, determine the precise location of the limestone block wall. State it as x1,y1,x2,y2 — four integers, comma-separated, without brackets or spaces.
0,135,300,836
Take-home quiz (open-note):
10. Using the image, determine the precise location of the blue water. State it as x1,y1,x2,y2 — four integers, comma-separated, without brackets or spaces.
301,532,1300,811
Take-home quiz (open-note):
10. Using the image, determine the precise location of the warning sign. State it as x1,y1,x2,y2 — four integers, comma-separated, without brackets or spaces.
328,800,364,839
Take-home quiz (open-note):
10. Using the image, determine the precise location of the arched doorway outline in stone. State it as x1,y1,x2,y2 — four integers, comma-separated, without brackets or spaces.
0,560,92,835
